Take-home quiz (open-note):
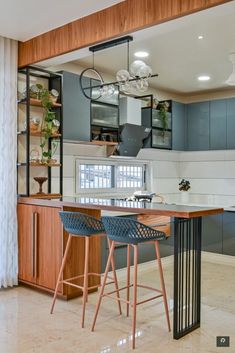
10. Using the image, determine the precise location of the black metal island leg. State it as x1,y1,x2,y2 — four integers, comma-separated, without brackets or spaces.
173,217,202,339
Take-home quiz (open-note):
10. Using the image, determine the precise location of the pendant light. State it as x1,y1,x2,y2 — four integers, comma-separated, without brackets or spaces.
226,53,235,86
79,36,158,100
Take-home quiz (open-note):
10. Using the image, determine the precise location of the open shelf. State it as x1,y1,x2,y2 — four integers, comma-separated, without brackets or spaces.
17,131,61,138
17,162,62,167
29,193,62,199
18,98,62,108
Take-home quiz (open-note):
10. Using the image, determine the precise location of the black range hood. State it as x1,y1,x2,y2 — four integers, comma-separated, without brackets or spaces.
117,123,151,157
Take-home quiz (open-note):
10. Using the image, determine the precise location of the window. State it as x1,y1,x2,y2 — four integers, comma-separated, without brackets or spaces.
116,165,144,188
79,164,112,189
76,159,146,192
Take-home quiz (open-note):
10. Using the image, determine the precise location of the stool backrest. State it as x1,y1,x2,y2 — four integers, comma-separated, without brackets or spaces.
59,211,105,236
102,216,166,243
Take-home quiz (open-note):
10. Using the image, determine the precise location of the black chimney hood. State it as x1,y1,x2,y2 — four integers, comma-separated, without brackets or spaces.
117,123,151,157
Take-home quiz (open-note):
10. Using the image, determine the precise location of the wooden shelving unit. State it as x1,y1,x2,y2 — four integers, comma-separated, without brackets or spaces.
17,130,61,138
17,66,63,197
18,98,62,108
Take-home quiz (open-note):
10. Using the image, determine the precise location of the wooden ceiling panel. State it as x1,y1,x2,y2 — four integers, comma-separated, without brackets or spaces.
18,0,232,67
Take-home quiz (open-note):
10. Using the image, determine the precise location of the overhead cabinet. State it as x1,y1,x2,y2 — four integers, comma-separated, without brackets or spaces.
62,71,90,141
187,102,210,151
172,101,187,151
186,97,235,151
210,99,227,150
226,98,235,149
142,100,172,149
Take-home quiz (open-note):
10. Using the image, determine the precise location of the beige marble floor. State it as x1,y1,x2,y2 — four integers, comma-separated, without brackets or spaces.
0,257,235,353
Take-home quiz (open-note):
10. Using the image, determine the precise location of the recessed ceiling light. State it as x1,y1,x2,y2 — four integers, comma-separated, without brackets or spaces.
198,75,210,81
198,35,204,40
134,51,149,58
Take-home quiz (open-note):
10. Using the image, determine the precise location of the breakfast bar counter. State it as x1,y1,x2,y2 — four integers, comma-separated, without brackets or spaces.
17,197,223,340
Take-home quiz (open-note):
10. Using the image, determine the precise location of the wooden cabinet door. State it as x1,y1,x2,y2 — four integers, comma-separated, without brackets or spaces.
35,206,62,290
18,204,37,284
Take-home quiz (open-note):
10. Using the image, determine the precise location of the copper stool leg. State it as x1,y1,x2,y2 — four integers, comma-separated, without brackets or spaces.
50,234,72,314
92,241,115,331
132,245,138,349
107,238,122,315
155,241,171,332
126,244,131,317
81,236,90,328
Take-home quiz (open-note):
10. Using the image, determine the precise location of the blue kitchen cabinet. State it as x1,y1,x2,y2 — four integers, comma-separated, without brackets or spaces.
61,71,91,141
187,102,210,151
226,98,235,149
222,211,235,256
210,99,227,150
202,214,223,253
172,101,187,150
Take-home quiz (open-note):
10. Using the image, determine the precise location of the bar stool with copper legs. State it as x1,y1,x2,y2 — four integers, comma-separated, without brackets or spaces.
50,211,122,328
92,216,171,349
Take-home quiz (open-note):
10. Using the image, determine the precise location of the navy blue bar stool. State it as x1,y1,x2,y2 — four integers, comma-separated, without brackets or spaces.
92,216,171,349
50,211,122,327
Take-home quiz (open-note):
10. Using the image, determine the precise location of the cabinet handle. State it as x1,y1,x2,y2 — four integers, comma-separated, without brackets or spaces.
34,212,38,278
31,212,35,277
31,212,38,278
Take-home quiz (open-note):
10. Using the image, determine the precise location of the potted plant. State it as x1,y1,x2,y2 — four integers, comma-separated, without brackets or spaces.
39,88,60,165
157,101,170,132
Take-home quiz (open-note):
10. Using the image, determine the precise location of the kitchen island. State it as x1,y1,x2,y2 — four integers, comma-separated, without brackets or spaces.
17,197,223,340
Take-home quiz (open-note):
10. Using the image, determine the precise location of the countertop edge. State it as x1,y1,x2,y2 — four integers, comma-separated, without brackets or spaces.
17,197,224,219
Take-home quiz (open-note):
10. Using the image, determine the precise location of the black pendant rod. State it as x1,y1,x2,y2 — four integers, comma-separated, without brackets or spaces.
83,73,159,90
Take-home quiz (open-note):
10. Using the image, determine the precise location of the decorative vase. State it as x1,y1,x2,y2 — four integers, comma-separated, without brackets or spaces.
34,177,48,194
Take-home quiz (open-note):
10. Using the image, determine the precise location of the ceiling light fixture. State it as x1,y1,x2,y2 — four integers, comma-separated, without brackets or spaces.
134,51,149,58
79,36,158,100
198,75,211,81
198,35,204,40
226,53,235,86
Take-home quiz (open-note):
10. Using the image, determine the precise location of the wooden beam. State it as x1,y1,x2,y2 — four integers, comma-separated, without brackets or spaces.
18,0,232,67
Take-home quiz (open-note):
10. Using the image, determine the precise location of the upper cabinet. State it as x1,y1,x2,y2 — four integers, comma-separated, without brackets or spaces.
226,98,235,149
186,98,235,151
210,99,227,150
62,71,90,141
142,100,172,150
187,102,210,151
172,101,187,151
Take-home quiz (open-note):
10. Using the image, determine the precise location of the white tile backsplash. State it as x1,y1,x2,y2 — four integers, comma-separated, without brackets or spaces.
59,143,235,207
152,161,180,178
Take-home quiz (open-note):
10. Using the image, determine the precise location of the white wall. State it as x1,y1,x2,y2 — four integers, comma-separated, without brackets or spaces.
52,143,235,207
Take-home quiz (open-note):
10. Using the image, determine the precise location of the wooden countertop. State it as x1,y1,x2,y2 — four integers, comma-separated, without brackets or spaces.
18,197,224,219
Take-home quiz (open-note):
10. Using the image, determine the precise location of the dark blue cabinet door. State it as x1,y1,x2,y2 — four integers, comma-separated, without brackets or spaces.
202,214,223,253
62,71,90,141
187,102,210,150
222,212,235,256
210,100,227,150
172,101,187,150
227,98,235,149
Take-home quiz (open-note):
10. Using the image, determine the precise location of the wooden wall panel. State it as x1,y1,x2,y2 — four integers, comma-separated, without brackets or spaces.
18,0,232,67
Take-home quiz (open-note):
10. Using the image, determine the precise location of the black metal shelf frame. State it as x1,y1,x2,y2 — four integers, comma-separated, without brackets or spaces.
17,66,63,196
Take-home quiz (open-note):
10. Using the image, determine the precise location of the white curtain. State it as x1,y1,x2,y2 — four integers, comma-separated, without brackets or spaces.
0,36,18,288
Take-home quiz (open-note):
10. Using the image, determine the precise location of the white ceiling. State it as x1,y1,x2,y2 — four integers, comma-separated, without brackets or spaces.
0,0,124,41
68,1,235,95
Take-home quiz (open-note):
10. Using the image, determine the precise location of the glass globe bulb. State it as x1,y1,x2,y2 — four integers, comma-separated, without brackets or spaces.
100,84,115,98
137,79,149,92
116,69,130,83
119,81,131,93
129,60,146,77
137,65,152,78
